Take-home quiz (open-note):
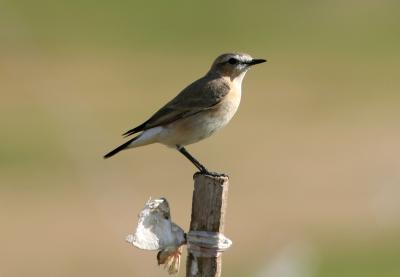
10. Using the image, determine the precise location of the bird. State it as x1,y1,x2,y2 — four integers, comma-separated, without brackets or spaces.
104,52,266,175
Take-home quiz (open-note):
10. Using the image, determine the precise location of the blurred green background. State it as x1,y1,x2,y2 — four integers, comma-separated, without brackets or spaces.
1,1,400,276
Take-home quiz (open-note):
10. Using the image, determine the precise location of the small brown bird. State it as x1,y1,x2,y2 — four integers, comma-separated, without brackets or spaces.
104,53,266,174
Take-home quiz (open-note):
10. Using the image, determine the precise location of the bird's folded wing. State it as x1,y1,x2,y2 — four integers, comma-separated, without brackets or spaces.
124,76,230,136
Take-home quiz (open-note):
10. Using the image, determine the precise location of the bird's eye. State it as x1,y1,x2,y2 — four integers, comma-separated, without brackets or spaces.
228,58,238,65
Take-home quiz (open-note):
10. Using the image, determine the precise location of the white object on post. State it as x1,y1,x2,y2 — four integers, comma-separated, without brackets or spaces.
126,198,186,275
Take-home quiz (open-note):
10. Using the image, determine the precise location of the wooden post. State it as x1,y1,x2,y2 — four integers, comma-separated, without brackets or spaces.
186,173,230,277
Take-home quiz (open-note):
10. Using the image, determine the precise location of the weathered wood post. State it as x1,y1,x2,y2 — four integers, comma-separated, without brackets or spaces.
186,173,230,277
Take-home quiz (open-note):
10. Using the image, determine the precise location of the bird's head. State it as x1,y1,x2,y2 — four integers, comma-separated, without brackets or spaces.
210,52,266,80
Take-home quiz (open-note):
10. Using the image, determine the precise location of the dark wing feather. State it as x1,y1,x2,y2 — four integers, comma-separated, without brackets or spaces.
123,74,230,137
122,121,148,137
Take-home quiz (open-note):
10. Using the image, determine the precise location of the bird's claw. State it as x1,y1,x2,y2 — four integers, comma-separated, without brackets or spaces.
194,170,228,178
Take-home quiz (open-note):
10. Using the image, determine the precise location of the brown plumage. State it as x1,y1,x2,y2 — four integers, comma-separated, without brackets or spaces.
122,73,230,138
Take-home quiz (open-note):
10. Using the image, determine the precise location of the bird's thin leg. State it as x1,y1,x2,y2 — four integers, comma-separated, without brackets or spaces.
176,146,208,173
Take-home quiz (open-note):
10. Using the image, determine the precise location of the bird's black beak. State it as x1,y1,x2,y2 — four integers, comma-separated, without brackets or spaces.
247,58,267,66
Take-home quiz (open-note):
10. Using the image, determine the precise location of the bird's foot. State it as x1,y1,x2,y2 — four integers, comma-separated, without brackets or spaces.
194,170,228,178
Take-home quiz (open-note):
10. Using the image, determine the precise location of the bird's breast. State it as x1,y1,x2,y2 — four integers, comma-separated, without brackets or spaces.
158,88,241,147
212,87,241,125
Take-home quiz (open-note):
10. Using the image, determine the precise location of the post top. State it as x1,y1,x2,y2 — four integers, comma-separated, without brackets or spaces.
193,171,229,180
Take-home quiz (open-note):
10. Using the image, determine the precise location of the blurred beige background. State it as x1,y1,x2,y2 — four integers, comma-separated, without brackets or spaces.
1,1,400,276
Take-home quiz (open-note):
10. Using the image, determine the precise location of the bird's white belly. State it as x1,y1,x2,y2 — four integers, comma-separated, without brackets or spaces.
158,90,241,147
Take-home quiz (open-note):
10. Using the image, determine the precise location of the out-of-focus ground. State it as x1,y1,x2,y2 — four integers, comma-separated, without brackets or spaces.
1,1,400,276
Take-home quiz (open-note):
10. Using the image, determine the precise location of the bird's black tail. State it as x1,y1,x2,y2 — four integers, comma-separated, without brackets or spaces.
104,135,139,159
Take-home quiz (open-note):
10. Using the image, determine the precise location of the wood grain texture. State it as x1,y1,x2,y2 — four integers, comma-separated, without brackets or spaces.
186,173,229,277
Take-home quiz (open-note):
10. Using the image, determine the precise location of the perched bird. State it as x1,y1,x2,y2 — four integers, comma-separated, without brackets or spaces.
104,52,266,174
